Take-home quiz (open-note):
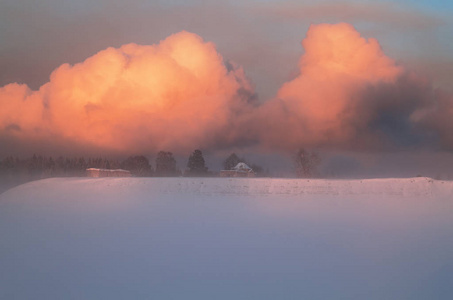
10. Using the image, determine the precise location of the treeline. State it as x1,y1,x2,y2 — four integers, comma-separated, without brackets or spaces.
0,153,167,193
0,148,316,182
0,148,318,193
0,154,159,181
0,149,264,183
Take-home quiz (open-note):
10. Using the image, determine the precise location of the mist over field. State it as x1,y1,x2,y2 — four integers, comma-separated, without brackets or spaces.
1,177,453,299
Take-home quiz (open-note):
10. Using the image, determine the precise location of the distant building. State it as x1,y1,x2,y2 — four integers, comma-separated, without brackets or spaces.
219,162,255,178
86,168,132,178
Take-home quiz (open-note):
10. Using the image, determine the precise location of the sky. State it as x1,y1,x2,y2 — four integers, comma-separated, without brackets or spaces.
1,0,453,176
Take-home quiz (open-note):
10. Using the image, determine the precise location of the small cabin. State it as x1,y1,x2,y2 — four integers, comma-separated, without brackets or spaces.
86,168,132,178
219,162,255,178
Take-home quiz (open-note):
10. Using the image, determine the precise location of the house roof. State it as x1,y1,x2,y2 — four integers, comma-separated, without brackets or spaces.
233,162,253,171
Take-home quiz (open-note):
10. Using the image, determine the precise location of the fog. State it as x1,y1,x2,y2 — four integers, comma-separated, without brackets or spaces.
1,177,452,299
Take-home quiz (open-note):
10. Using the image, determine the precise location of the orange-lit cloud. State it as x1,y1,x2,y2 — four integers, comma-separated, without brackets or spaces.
258,23,415,150
1,23,452,157
0,31,255,154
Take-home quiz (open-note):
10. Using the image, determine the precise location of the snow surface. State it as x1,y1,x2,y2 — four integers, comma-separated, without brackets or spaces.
1,177,453,299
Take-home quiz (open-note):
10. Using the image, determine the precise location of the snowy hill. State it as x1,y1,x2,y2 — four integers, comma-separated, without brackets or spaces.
3,176,451,199
1,177,453,299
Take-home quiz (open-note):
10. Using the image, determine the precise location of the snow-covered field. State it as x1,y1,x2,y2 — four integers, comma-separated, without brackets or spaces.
1,177,453,299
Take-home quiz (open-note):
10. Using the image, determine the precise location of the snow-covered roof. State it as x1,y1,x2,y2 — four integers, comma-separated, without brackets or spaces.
233,162,252,171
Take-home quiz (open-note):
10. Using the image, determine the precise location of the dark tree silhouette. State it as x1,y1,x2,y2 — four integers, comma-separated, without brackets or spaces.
155,151,178,177
121,156,153,177
249,163,269,177
223,153,242,170
186,149,208,176
0,154,157,193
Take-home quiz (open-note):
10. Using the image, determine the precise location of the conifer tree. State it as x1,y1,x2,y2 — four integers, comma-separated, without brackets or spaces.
155,151,177,176
186,149,208,176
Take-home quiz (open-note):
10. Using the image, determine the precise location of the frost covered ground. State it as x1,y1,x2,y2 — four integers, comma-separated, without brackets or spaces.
1,177,453,299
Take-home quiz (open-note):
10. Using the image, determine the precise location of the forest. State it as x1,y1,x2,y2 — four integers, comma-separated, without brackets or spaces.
0,149,322,193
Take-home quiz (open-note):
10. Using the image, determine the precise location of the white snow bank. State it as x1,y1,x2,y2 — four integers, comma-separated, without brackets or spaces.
1,177,452,299
4,176,451,199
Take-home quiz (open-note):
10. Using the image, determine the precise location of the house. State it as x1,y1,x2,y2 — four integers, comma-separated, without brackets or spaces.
219,162,255,178
86,168,132,178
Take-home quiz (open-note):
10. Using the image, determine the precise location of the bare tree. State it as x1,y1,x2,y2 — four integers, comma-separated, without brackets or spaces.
294,148,321,178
